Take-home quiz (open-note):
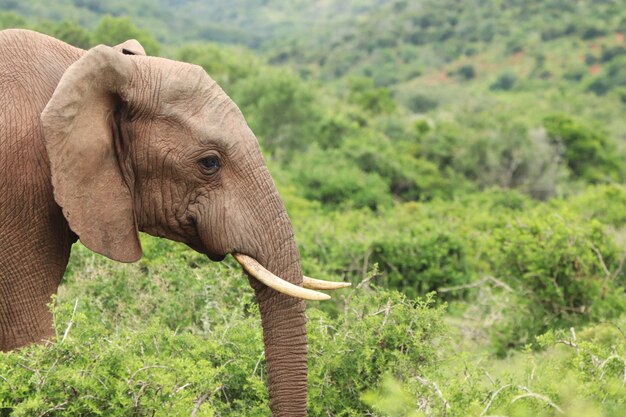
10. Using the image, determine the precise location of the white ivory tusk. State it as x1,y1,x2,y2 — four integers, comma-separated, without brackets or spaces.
233,253,331,301
302,276,351,290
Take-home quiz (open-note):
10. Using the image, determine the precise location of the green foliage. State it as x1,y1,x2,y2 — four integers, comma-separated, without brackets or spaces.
0,247,446,416
290,145,393,211
490,71,518,91
405,92,439,113
177,43,260,91
563,184,626,227
91,16,159,55
361,375,420,417
451,64,476,81
307,291,446,416
371,228,474,299
543,114,623,183
346,77,396,114
486,207,626,352
36,20,91,48
587,56,626,95
0,319,267,416
0,11,25,29
417,115,566,199
363,319,626,417
231,69,322,158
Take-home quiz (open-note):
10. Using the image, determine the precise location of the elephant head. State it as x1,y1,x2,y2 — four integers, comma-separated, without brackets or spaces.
40,45,348,416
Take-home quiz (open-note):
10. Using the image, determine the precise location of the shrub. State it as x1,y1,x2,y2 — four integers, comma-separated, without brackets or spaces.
231,69,322,159
370,229,474,299
485,207,626,352
177,43,260,91
0,269,446,417
406,92,439,113
490,72,517,91
346,77,396,114
452,64,476,80
364,318,626,417
290,146,394,211
543,114,623,183
345,132,462,202
308,291,447,416
419,118,566,199
91,16,160,55
559,184,626,227
587,55,626,95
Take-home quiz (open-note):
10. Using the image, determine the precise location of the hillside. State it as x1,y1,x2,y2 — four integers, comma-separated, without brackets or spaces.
0,0,386,46
266,0,626,84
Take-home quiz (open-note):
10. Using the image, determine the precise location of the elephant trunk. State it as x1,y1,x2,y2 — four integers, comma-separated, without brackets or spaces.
247,203,308,416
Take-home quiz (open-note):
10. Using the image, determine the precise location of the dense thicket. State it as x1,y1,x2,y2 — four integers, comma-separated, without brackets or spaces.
1,3,626,416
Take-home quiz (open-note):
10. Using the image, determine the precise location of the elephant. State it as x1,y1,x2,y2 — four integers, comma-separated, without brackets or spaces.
0,29,349,416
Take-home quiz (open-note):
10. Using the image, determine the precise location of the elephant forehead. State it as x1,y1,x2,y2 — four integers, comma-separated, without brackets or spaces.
160,66,220,101
131,57,231,112
129,57,252,147
159,74,242,125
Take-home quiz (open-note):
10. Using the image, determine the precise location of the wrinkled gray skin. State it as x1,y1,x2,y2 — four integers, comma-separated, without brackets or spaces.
0,29,307,416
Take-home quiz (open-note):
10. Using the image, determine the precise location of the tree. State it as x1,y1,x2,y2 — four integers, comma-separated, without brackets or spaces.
346,77,396,114
231,69,322,159
543,115,623,183
0,12,25,30
36,21,91,49
91,16,160,55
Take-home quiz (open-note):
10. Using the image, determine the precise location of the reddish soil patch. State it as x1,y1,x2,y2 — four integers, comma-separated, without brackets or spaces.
511,51,525,62
425,70,450,86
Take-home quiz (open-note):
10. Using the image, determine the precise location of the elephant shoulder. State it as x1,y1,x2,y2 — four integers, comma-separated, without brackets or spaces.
0,29,83,78
0,29,83,111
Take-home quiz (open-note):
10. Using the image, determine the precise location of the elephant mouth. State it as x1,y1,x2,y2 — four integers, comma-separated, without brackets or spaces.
207,252,226,262
232,253,350,300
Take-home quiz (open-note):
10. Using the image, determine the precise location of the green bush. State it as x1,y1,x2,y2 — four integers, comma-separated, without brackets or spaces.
0,11,25,29
36,21,91,49
345,132,461,202
370,229,474,299
543,114,623,183
91,16,160,55
346,77,396,114
177,43,260,92
290,145,394,211
364,318,626,417
490,72,517,91
451,64,476,80
308,291,446,416
0,262,446,417
231,69,322,159
418,117,566,199
486,207,626,352
587,55,626,95
405,92,439,113
562,184,626,227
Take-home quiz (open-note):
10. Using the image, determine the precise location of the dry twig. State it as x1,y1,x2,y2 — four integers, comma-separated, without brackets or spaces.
61,299,79,344
511,392,564,414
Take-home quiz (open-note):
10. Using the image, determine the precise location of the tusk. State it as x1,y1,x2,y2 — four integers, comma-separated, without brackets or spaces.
303,276,351,290
233,253,331,301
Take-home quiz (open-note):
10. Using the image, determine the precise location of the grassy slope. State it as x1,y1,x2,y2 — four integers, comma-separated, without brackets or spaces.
0,0,385,45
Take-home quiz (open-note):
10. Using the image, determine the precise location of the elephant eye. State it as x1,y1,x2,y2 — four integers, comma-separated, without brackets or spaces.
199,155,221,175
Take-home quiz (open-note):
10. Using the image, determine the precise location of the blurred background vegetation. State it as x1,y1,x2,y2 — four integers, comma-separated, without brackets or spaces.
1,1,626,416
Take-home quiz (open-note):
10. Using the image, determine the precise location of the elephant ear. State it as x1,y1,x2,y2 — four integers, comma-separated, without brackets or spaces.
41,45,142,263
113,39,146,56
